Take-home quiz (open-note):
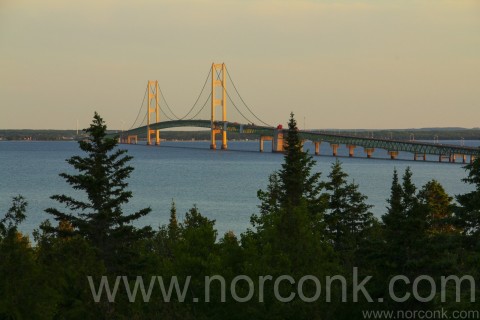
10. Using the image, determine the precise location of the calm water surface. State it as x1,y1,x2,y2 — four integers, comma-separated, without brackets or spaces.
0,140,476,237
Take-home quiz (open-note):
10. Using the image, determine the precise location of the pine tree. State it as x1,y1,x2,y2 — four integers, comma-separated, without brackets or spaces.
387,169,403,217
382,169,408,242
0,196,60,319
253,113,328,232
279,113,326,214
0,195,27,238
325,160,349,249
456,157,480,237
45,112,152,272
243,113,336,319
418,180,455,234
381,169,407,271
401,167,417,213
324,160,374,267
381,169,435,277
168,200,180,242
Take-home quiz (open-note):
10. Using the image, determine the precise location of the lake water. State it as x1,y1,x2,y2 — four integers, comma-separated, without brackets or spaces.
0,140,476,238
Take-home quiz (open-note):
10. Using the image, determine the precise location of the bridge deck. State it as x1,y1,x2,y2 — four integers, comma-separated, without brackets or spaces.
112,120,480,157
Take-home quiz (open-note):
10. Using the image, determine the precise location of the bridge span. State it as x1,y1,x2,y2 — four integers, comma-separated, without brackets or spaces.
113,63,479,164
116,119,479,164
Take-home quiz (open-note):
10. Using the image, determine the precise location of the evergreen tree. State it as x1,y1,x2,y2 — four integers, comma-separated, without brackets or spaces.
381,169,408,273
387,168,403,217
279,114,326,215
243,113,337,319
0,196,59,319
168,200,180,242
456,158,480,237
379,169,455,311
381,167,417,249
401,167,418,213
418,180,455,234
252,113,328,235
325,160,374,258
45,112,152,272
0,195,27,238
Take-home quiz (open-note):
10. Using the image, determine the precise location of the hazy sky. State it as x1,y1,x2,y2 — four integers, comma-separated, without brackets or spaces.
1,0,479,130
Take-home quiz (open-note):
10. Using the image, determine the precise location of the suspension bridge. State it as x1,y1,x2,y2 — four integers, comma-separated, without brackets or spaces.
115,63,480,164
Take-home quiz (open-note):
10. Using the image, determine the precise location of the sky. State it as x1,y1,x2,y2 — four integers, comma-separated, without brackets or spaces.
0,0,479,130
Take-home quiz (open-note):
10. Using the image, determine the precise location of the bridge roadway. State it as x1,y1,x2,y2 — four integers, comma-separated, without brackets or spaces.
115,120,480,162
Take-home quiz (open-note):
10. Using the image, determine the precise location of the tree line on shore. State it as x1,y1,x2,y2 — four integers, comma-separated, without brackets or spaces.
1,113,480,319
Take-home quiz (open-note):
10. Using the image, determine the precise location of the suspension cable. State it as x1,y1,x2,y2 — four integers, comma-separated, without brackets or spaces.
139,110,148,128
157,68,212,121
225,66,272,127
181,67,212,120
213,68,256,125
128,87,148,130
158,87,180,120
190,92,211,120
160,108,174,121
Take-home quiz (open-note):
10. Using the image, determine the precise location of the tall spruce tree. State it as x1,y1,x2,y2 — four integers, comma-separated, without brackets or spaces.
245,114,336,319
324,160,374,269
45,112,151,272
382,168,434,277
382,169,407,272
325,161,374,248
280,114,325,212
254,113,328,230
168,200,180,242
401,167,417,213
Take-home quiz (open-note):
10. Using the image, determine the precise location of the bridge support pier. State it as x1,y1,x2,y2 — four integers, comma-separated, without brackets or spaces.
450,154,456,163
210,128,221,150
127,135,138,144
388,151,398,160
301,140,306,152
347,145,356,157
414,153,427,161
463,155,467,164
413,153,427,161
364,148,374,158
147,130,160,146
439,155,449,162
314,142,321,155
331,144,339,157
260,136,273,152
471,155,476,164
272,130,285,153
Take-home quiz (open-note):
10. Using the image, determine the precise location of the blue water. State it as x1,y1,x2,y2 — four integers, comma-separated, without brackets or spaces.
0,140,476,238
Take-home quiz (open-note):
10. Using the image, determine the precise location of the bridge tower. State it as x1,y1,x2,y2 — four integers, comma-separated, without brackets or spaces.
147,80,160,145
210,63,227,150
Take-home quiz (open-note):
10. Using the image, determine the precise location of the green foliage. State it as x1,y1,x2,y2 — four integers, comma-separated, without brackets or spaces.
0,195,27,238
168,200,180,242
456,157,480,237
4,113,480,318
243,113,338,319
0,197,59,319
35,232,106,319
45,112,152,273
324,160,375,268
418,180,455,234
